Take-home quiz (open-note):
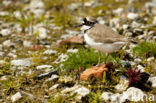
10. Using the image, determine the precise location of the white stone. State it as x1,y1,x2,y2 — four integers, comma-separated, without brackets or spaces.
11,58,32,67
49,84,59,90
123,87,145,102
73,87,90,99
8,52,17,58
43,49,57,55
68,3,81,10
0,52,4,56
153,16,156,24
0,60,5,64
53,53,68,64
127,13,138,20
137,65,145,72
147,57,154,62
134,58,142,62
3,40,12,47
115,76,129,92
0,76,7,80
13,11,21,18
61,85,81,94
101,92,127,103
11,92,22,102
148,77,156,88
113,8,124,16
46,74,59,82
131,21,141,28
0,11,9,16
36,65,52,69
122,24,129,30
38,27,47,39
67,49,78,53
0,29,11,36
101,92,112,101
23,41,32,47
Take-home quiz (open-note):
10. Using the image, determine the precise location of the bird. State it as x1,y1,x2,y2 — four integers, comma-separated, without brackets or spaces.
80,17,128,65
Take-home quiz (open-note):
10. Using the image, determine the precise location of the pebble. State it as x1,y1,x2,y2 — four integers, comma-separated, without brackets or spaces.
148,77,156,88
36,65,52,69
147,57,154,62
11,92,22,102
23,41,32,47
11,58,32,67
73,87,90,100
152,16,156,24
115,76,129,92
46,74,59,82
67,49,78,53
127,13,139,20
123,87,145,102
137,65,145,72
43,49,57,55
113,8,124,16
3,40,12,47
134,58,142,62
53,53,68,64
0,29,11,36
38,27,48,39
61,85,90,100
49,84,59,90
101,92,127,103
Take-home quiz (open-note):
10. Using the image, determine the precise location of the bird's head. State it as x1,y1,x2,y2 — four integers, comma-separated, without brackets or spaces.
79,17,97,32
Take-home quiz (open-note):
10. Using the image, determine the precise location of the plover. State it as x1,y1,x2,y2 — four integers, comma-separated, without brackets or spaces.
81,17,128,65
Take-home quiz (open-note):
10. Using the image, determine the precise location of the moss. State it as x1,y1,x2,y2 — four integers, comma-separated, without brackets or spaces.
132,41,156,58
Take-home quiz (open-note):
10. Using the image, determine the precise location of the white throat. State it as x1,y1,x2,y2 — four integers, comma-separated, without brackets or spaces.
80,25,92,33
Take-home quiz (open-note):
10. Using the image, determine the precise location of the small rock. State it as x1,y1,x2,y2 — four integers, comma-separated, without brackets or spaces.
147,57,154,62
61,85,90,100
3,40,12,47
49,84,59,90
148,77,156,88
67,49,78,53
68,3,81,11
53,53,68,64
11,92,22,102
36,65,52,69
43,49,57,55
13,11,21,18
11,58,32,67
38,27,48,39
23,41,32,47
153,16,156,24
115,76,129,92
123,87,145,102
101,92,127,103
58,76,74,85
113,8,124,16
137,65,145,72
33,70,58,80
134,58,142,62
73,87,90,100
127,13,138,20
46,74,59,82
0,29,11,36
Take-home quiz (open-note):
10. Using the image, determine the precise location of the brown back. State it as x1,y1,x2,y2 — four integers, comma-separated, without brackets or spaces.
86,24,127,43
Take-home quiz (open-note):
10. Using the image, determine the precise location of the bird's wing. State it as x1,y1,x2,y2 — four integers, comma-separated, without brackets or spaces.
87,24,127,43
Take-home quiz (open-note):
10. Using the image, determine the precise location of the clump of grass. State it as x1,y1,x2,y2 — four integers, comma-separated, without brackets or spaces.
60,49,106,72
60,48,123,72
132,41,156,58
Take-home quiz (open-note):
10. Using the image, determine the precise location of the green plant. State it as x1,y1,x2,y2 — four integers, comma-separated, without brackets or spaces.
132,41,156,58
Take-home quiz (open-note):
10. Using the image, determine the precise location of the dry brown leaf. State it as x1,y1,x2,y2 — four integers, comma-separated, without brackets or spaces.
59,36,84,45
80,64,108,81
